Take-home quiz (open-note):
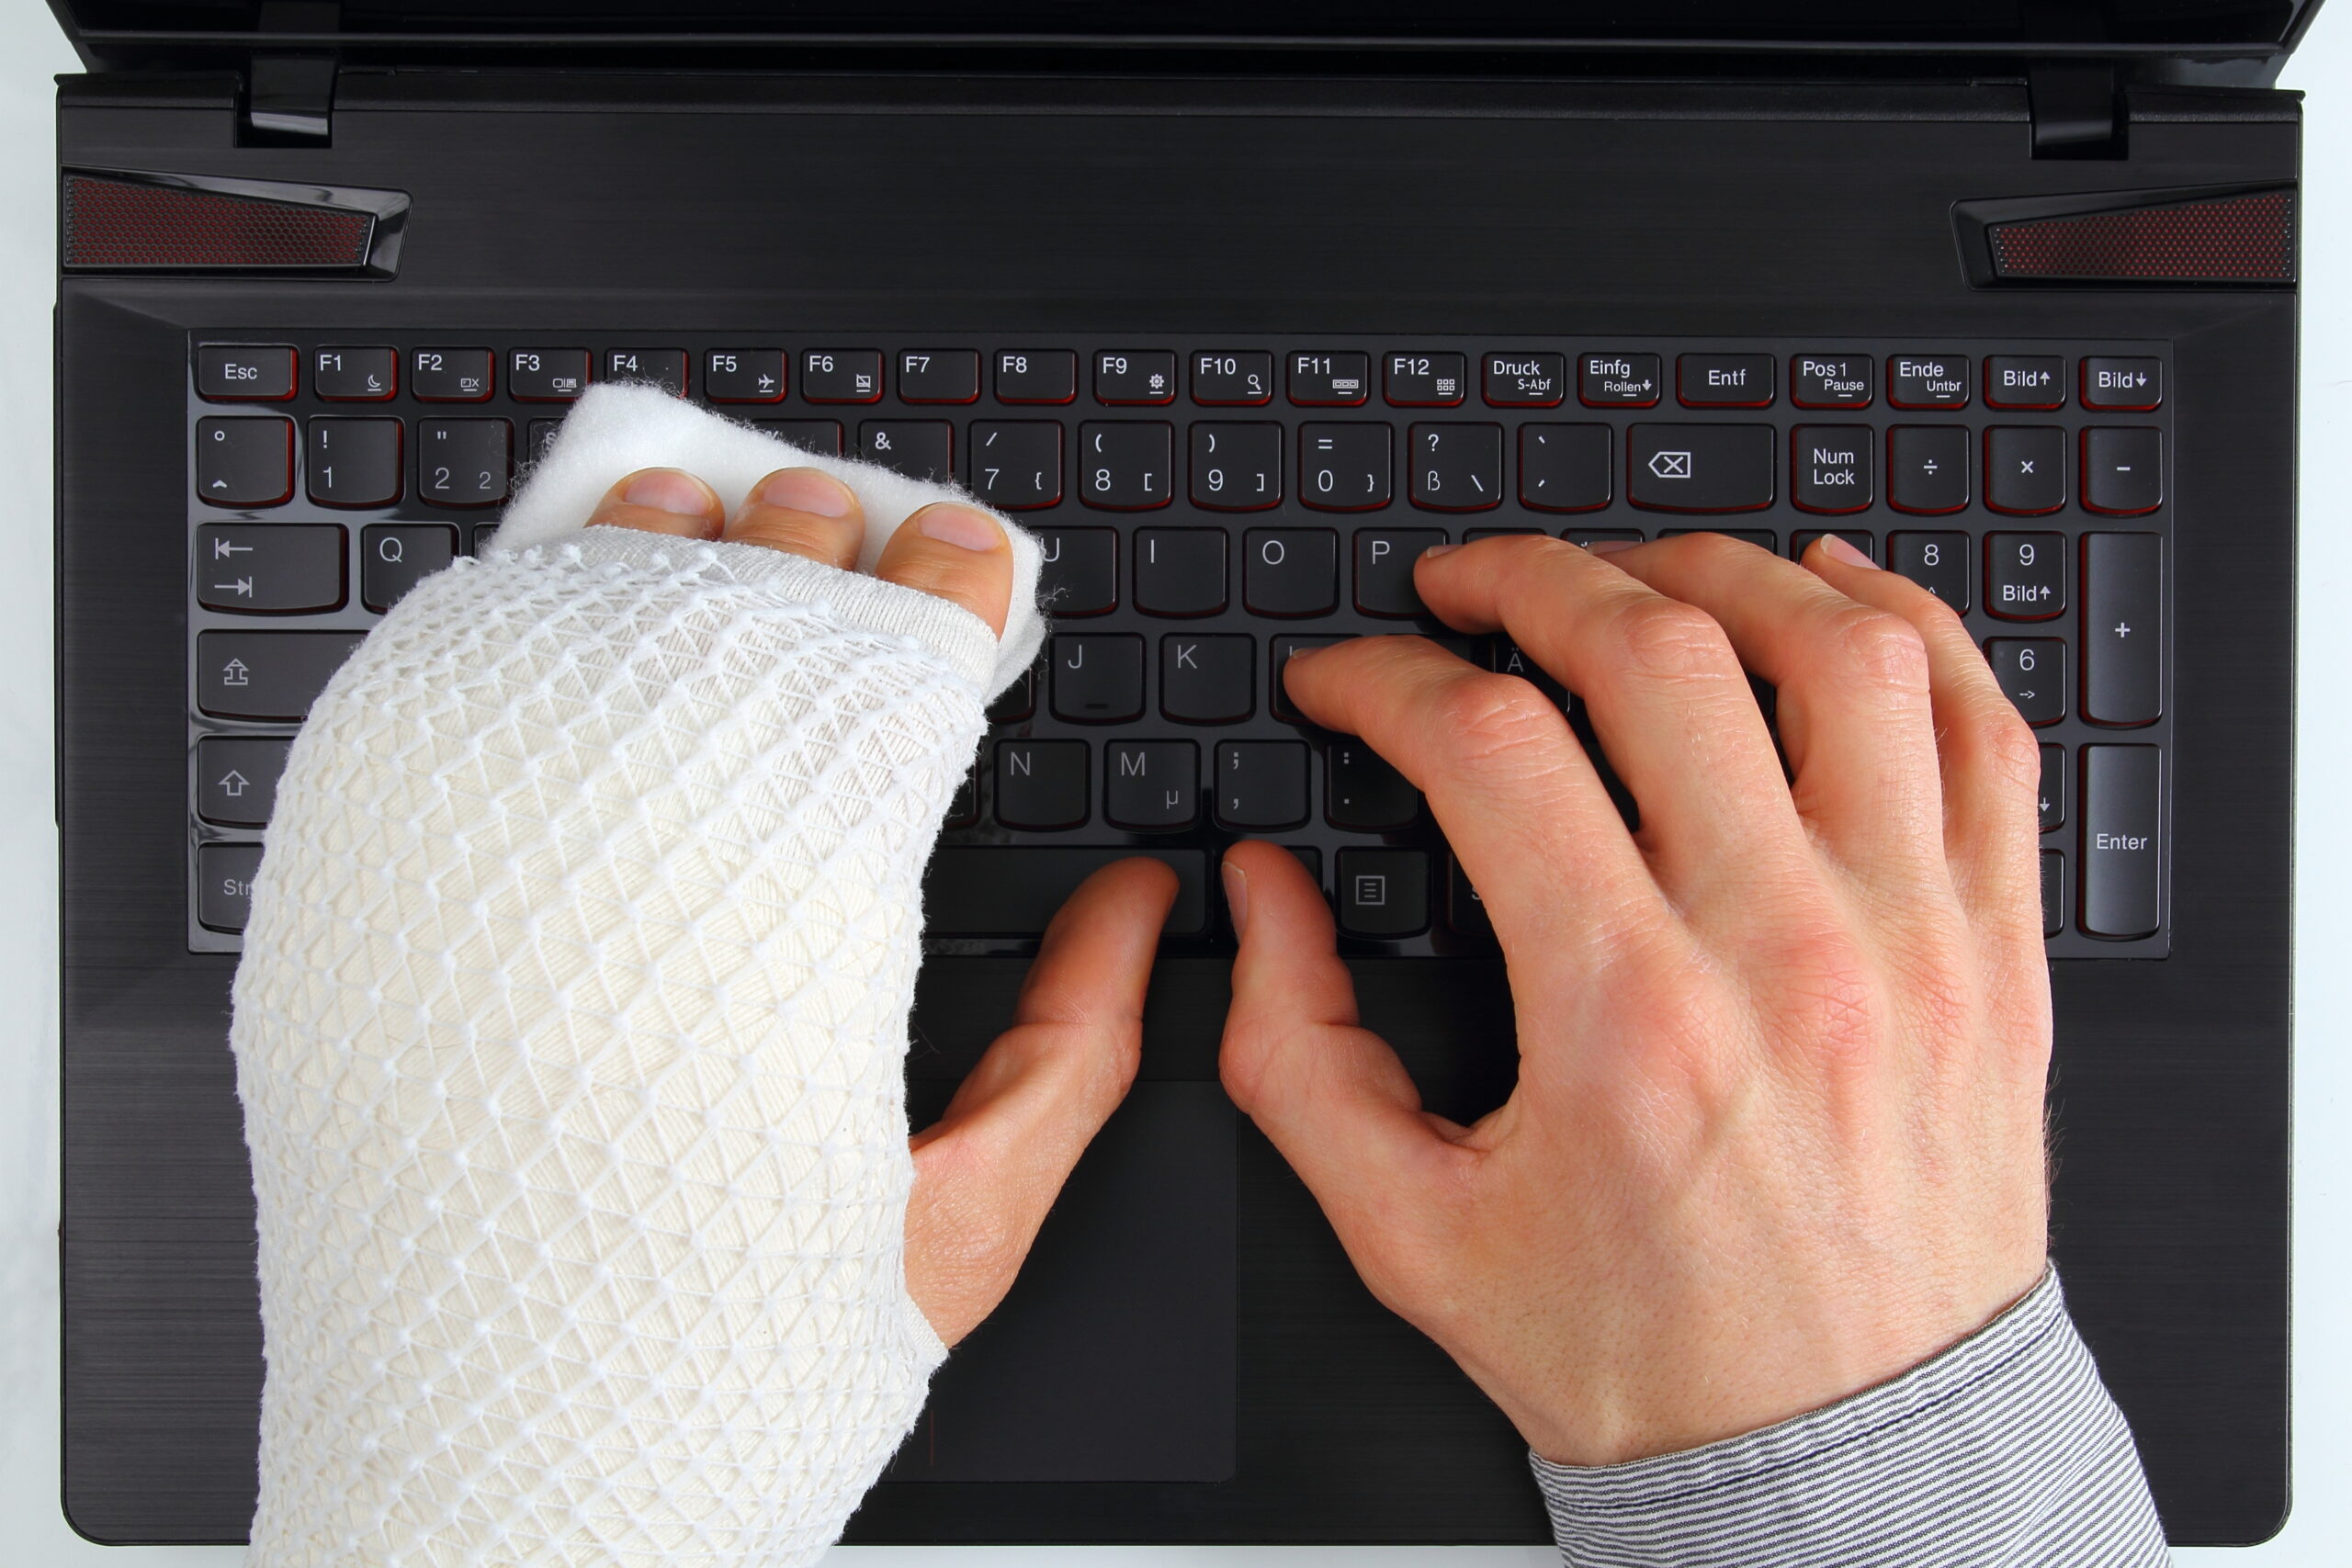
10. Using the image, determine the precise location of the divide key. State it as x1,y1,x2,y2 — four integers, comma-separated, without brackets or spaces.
1627,424,1775,513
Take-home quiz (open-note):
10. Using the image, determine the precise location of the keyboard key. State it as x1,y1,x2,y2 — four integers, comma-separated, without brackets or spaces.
196,525,345,613
305,417,402,507
1051,635,1146,723
196,344,294,401
1627,424,1774,512
1356,528,1448,616
1036,527,1117,615
925,847,1206,936
197,843,264,934
1985,426,2066,514
2039,743,2067,831
1484,352,1566,407
2041,850,2065,937
411,347,492,401
196,417,294,507
362,524,458,613
1792,530,1873,563
1161,635,1253,723
1985,355,2064,410
311,345,396,401
1337,849,1429,937
1215,740,1309,829
1579,352,1662,407
1191,423,1283,510
1135,529,1227,616
1791,354,1873,409
2080,746,2162,938
968,422,1062,509
1489,637,1566,706
753,419,843,456
861,420,954,482
1985,532,2064,621
1519,424,1610,512
2081,356,2163,412
194,737,291,828
527,419,562,464
471,524,502,555
509,348,589,401
1079,421,1173,509
1987,638,2066,727
2083,533,2164,726
995,349,1077,404
1447,856,1497,941
1408,423,1502,512
1192,350,1274,405
1385,352,1468,407
995,740,1089,829
1271,636,1351,721
1106,740,1200,829
1887,532,1969,612
605,349,686,394
1329,739,1419,829
1566,528,1643,548
898,349,980,403
704,348,786,402
1289,351,1370,405
1791,426,1872,513
196,630,365,721
1245,529,1340,616
2082,428,2163,514
1678,353,1774,408
1661,528,1776,550
417,419,512,506
1887,426,1969,513
987,660,1037,724
802,349,882,402
1888,354,1971,409
1095,349,1177,405
1299,423,1393,511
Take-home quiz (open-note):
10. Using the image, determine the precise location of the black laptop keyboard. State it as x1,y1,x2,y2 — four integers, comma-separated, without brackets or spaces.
185,334,2170,959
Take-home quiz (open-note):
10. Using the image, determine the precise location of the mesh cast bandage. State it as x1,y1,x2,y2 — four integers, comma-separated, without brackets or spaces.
231,388,1042,1565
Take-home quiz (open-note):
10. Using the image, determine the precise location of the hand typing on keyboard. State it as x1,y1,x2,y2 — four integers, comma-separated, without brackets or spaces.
1218,531,2165,1556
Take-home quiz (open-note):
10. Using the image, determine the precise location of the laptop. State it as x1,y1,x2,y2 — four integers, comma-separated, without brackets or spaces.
53,0,2304,1548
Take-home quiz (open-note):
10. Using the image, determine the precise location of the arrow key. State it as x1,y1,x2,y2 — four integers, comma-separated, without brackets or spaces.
196,525,346,613
194,737,294,828
1987,637,2067,728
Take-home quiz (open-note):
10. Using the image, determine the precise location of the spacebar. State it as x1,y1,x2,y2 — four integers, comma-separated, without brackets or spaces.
925,848,1209,936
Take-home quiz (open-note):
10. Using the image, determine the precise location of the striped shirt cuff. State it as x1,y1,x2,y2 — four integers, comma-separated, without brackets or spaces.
1530,1269,2170,1567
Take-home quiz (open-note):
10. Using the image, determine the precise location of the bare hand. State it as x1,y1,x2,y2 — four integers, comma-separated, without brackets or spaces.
1218,532,2052,1465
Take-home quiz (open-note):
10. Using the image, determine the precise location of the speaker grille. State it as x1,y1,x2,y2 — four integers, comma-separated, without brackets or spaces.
1988,189,2294,284
62,174,373,270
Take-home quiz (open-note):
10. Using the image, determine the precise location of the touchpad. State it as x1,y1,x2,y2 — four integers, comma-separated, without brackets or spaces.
888,1081,1237,1483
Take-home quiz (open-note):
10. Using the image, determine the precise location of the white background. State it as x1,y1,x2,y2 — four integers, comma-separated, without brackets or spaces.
0,8,2344,1564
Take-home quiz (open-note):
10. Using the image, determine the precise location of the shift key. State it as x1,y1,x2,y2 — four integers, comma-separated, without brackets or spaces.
1627,424,1776,513
2081,745,2163,940
197,630,366,721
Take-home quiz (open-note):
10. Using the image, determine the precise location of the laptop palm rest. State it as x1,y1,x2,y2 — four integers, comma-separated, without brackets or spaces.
887,1081,1238,1483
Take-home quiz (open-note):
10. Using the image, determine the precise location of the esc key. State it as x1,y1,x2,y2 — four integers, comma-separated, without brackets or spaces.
197,344,295,401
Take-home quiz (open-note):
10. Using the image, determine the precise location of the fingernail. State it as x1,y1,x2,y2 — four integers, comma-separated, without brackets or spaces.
1421,542,1461,560
1819,534,1881,570
1587,538,1640,556
915,504,1004,553
621,468,716,516
757,468,855,519
1222,860,1250,938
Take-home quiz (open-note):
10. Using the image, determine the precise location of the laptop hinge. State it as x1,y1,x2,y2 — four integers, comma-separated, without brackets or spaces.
2027,61,2125,160
242,1,339,145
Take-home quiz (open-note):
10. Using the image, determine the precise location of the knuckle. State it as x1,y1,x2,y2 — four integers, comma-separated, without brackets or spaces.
1430,673,1565,764
1604,598,1735,683
1826,607,1931,694
1768,928,1886,1066
1973,702,2044,794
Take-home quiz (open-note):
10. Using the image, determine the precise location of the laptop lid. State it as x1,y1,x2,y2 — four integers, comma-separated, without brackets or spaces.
41,1,2334,82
